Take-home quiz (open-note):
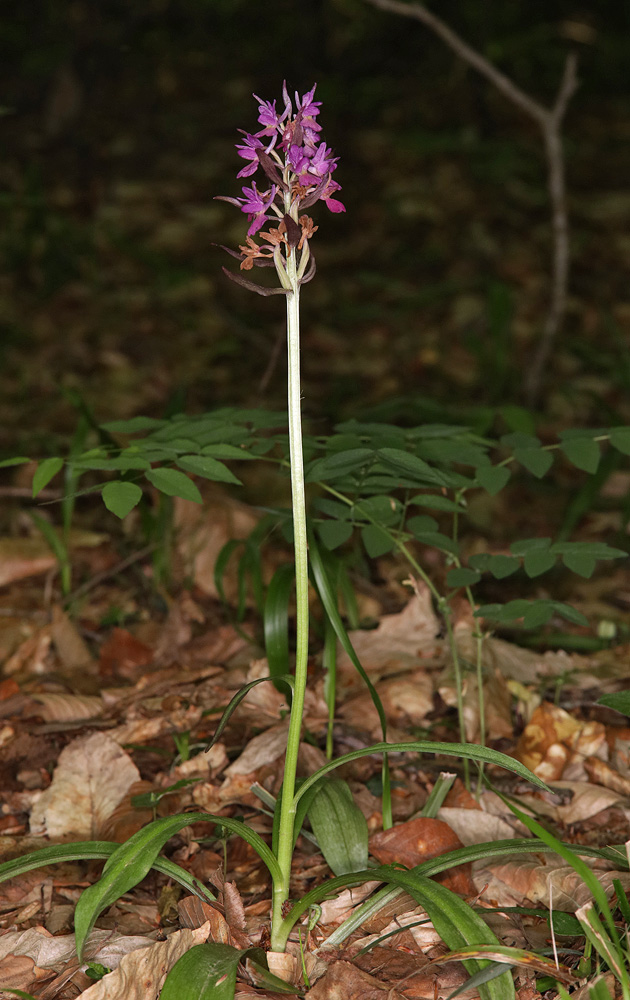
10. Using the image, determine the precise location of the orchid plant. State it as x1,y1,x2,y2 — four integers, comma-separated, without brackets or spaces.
217,82,347,952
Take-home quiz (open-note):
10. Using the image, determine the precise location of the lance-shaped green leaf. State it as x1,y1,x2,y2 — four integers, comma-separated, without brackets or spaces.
159,943,296,1000
306,779,368,875
205,675,293,752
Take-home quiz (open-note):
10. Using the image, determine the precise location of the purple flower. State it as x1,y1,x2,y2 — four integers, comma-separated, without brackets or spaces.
237,181,277,235
253,94,288,136
320,178,345,214
300,142,338,184
235,132,265,178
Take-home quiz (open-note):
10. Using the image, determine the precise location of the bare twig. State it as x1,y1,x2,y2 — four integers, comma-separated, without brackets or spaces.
363,0,579,406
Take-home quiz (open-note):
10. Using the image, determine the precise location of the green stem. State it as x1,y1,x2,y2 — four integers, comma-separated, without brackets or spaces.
270,224,310,952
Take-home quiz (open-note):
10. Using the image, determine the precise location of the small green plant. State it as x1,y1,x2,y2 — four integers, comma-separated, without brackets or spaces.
5,83,630,997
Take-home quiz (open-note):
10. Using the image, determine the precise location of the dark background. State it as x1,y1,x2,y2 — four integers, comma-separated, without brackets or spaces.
2,0,629,454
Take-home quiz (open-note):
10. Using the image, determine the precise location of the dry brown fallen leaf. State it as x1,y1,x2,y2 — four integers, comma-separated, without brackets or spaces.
336,582,442,697
29,732,141,838
476,857,630,909
369,817,476,895
78,920,212,1000
305,957,405,1000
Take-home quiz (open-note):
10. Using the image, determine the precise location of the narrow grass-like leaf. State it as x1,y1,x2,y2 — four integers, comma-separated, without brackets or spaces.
300,838,627,950
575,902,630,991
0,457,30,469
430,945,576,984
294,741,547,806
74,813,282,958
504,801,620,946
306,779,368,875
0,841,216,904
205,675,293,752
264,563,295,683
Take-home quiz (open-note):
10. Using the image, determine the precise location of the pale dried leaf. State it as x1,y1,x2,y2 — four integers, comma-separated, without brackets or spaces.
29,732,140,837
0,537,57,587
30,693,103,722
438,807,522,845
477,857,630,909
51,606,93,670
223,720,289,776
79,921,211,1000
337,584,442,694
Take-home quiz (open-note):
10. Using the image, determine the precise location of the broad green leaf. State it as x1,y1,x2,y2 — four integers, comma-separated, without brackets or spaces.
176,454,242,485
306,779,368,875
514,447,553,478
102,481,143,519
101,416,164,433
523,548,556,578
0,457,29,468
498,407,536,435
476,465,510,495
32,457,63,497
609,427,630,456
522,603,555,628
560,437,600,473
447,568,481,588
361,524,396,558
312,497,352,520
318,519,353,550
74,813,281,959
145,467,202,503
597,691,630,716
159,943,294,1000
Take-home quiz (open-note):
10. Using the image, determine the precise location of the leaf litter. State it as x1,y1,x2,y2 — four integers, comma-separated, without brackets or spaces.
0,488,629,999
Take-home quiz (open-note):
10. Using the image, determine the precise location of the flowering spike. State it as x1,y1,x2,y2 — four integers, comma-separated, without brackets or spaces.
218,82,343,287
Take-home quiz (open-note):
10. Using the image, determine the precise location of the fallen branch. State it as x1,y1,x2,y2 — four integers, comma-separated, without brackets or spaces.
363,0,579,406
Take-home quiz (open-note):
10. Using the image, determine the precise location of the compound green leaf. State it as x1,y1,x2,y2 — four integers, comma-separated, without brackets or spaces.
361,524,396,558
145,467,202,503
609,427,630,456
560,437,600,474
514,447,553,478
476,465,511,495
523,548,556,578
32,457,63,497
447,568,481,588
102,481,143,519
318,519,353,550
176,454,242,485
